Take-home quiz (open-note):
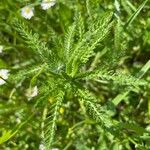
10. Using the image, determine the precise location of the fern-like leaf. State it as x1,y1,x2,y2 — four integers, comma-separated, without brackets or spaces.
79,21,114,64
78,89,113,128
64,23,76,61
13,20,57,70
85,70,147,87
66,12,114,77
44,90,64,150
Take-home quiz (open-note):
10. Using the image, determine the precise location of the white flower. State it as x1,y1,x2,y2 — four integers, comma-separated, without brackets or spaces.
16,118,21,124
31,86,38,97
39,143,45,150
21,6,34,19
25,86,38,100
0,45,3,53
39,143,59,150
41,0,56,10
0,69,9,85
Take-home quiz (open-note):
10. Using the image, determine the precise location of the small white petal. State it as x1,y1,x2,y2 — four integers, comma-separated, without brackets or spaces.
21,6,34,19
41,0,56,10
31,86,38,97
0,80,5,85
0,69,9,85
0,45,3,53
26,86,38,100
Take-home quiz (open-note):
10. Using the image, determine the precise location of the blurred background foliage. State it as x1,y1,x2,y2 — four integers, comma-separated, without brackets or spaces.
0,0,150,149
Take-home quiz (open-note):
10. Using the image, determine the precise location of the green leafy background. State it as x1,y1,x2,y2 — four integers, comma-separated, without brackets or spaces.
0,0,150,150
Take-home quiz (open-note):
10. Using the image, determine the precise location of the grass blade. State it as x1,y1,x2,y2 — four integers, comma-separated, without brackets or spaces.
126,0,148,26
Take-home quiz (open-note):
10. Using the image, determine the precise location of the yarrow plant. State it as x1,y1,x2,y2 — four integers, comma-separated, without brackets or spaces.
0,0,150,150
